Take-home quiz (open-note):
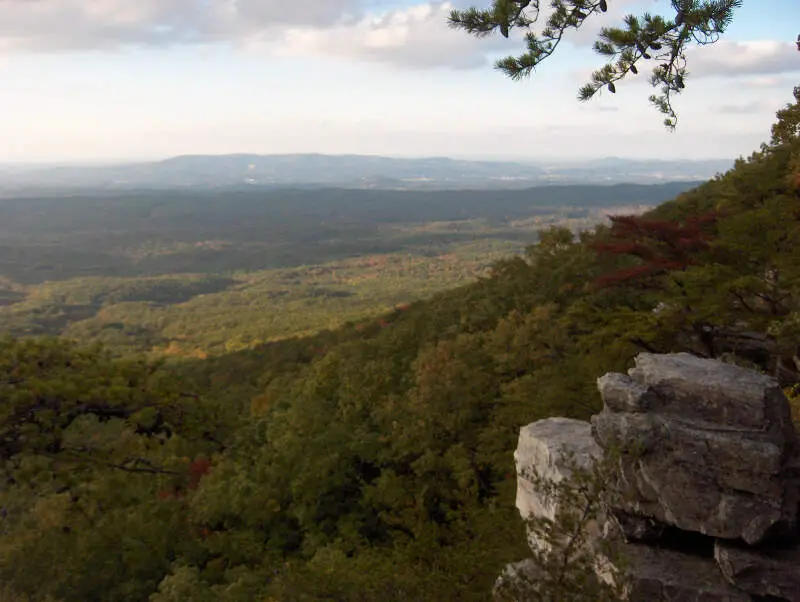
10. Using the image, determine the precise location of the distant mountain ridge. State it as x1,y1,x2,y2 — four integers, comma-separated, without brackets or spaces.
0,153,734,193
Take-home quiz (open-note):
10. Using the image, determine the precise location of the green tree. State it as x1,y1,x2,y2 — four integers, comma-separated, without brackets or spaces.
449,0,746,128
0,337,217,602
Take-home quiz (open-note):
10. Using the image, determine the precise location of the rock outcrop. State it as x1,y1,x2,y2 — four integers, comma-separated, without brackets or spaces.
515,418,601,552
500,353,800,601
594,352,799,545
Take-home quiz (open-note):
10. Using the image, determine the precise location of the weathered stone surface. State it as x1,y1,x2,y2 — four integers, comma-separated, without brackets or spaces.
622,544,751,602
492,559,541,601
514,417,603,554
597,372,658,413
593,353,800,545
715,540,800,600
628,352,793,430
515,417,601,522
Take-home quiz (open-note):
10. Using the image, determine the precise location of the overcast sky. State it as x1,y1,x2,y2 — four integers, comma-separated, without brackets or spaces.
0,0,797,163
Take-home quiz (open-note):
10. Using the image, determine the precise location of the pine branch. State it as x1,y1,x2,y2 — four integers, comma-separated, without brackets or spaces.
450,0,745,129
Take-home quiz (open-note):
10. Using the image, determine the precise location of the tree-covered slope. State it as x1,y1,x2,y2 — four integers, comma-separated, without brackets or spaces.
1,90,799,601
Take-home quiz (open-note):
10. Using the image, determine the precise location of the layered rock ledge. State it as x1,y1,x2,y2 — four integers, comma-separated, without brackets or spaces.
498,353,800,601
594,353,799,545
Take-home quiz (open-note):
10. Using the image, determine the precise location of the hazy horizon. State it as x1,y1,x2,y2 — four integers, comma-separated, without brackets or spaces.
0,151,738,168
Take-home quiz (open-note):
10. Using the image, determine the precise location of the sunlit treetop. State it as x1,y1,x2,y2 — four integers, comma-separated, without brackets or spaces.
448,0,746,130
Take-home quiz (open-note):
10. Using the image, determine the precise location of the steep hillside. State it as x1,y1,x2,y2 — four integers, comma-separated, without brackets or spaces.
0,90,798,601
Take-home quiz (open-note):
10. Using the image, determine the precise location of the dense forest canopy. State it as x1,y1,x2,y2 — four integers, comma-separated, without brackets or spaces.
0,183,691,358
0,183,693,283
1,86,799,600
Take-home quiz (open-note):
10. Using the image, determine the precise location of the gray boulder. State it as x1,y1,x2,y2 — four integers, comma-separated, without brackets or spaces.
621,544,751,602
715,540,800,600
514,417,602,552
593,353,800,545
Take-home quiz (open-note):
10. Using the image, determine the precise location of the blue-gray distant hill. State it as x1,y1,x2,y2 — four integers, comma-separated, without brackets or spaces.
0,153,733,194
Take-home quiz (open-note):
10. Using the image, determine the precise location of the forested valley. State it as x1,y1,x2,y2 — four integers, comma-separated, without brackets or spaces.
0,89,797,600
0,184,686,357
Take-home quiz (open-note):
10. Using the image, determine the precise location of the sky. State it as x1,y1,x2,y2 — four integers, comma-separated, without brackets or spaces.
0,0,797,163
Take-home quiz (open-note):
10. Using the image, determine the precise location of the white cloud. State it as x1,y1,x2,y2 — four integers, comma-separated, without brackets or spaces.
0,0,656,69
0,0,362,52
270,2,509,69
568,38,800,97
0,0,797,78
688,40,800,78
271,0,650,71
0,0,511,68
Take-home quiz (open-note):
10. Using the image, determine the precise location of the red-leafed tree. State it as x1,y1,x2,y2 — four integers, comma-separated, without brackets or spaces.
156,456,213,500
188,456,212,490
592,212,719,289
